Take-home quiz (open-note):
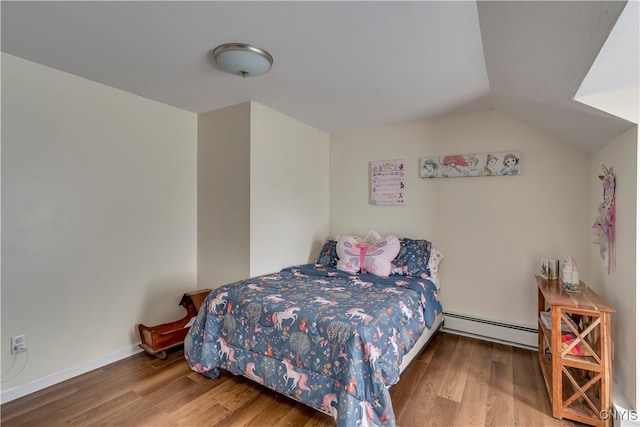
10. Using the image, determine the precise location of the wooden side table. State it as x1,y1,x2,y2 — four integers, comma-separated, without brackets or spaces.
138,289,211,359
536,276,615,427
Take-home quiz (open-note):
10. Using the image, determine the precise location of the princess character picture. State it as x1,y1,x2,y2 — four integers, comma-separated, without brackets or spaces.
421,159,439,178
441,155,466,177
484,153,499,176
500,152,520,175
463,155,480,176
420,150,521,179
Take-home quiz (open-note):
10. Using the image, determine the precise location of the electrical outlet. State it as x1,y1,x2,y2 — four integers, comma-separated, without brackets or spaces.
11,334,27,355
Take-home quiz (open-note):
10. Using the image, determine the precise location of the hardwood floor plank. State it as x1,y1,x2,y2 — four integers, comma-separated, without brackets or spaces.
422,395,460,427
0,380,80,423
453,338,492,427
512,346,544,427
64,391,143,427
164,403,230,427
391,329,443,416
1,333,587,427
158,384,236,427
415,328,443,363
272,403,324,427
161,377,231,413
530,351,576,427
86,398,161,427
131,357,191,395
395,333,458,425
211,390,282,426
438,335,473,402
212,376,262,411
9,362,162,427
251,394,305,425
301,410,335,427
388,358,428,417
485,345,515,427
0,357,217,427
513,347,538,391
491,342,512,363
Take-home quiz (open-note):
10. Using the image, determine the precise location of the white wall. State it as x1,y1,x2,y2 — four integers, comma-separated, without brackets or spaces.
330,111,592,327
198,103,251,289
250,102,330,276
197,102,330,285
590,127,638,411
1,54,197,399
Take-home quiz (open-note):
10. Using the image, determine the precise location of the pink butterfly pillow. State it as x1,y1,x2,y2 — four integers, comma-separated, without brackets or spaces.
336,235,401,277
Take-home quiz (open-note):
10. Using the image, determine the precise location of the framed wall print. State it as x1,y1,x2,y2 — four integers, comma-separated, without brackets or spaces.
420,151,522,178
370,159,405,205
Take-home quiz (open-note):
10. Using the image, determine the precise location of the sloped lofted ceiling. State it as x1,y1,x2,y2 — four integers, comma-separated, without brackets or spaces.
478,0,637,152
1,1,637,153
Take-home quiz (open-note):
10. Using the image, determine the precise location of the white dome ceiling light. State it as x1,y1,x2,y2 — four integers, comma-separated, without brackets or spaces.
212,43,273,78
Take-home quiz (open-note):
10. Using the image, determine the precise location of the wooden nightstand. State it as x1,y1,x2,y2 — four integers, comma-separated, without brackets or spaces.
137,289,211,359
536,275,615,427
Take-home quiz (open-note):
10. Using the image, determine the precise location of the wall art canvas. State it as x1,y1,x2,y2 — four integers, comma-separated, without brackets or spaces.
593,164,616,274
420,151,522,178
370,159,405,205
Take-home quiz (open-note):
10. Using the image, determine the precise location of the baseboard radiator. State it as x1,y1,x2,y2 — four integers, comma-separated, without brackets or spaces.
442,312,538,350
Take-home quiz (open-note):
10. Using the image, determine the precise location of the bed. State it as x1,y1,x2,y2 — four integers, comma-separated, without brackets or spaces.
184,235,443,426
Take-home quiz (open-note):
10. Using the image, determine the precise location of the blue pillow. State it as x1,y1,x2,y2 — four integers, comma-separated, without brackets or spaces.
391,238,432,277
316,240,339,268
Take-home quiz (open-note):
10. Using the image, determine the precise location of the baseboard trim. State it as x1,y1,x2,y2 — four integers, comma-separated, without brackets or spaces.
442,311,538,350
1,345,144,404
611,378,640,426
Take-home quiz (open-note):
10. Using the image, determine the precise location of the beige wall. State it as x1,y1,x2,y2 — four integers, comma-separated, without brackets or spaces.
198,102,330,285
590,127,637,411
1,54,197,398
198,103,251,288
250,103,330,276
330,111,592,327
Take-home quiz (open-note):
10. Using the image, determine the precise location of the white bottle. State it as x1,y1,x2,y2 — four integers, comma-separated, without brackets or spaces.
571,270,580,285
562,265,573,285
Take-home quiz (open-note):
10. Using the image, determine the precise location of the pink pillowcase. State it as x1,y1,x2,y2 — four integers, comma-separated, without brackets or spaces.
336,235,400,277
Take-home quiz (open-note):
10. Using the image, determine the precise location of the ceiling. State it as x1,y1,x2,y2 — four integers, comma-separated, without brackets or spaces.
2,1,638,153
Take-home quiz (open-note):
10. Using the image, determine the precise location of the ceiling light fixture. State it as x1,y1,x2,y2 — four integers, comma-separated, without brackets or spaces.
212,43,273,78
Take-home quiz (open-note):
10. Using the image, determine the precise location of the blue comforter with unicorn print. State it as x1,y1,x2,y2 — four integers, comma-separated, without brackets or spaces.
184,264,442,426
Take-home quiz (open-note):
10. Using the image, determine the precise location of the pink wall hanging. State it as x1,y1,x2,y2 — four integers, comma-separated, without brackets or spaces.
592,165,616,275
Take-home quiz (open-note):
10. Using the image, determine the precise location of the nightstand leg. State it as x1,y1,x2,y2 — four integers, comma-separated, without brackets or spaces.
551,305,563,418
601,313,612,427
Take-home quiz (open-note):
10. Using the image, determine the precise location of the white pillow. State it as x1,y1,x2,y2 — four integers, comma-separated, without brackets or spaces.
336,235,400,277
360,230,382,245
428,248,444,289
331,230,381,245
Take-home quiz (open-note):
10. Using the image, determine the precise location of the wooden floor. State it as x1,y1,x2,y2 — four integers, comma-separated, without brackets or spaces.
2,332,586,427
